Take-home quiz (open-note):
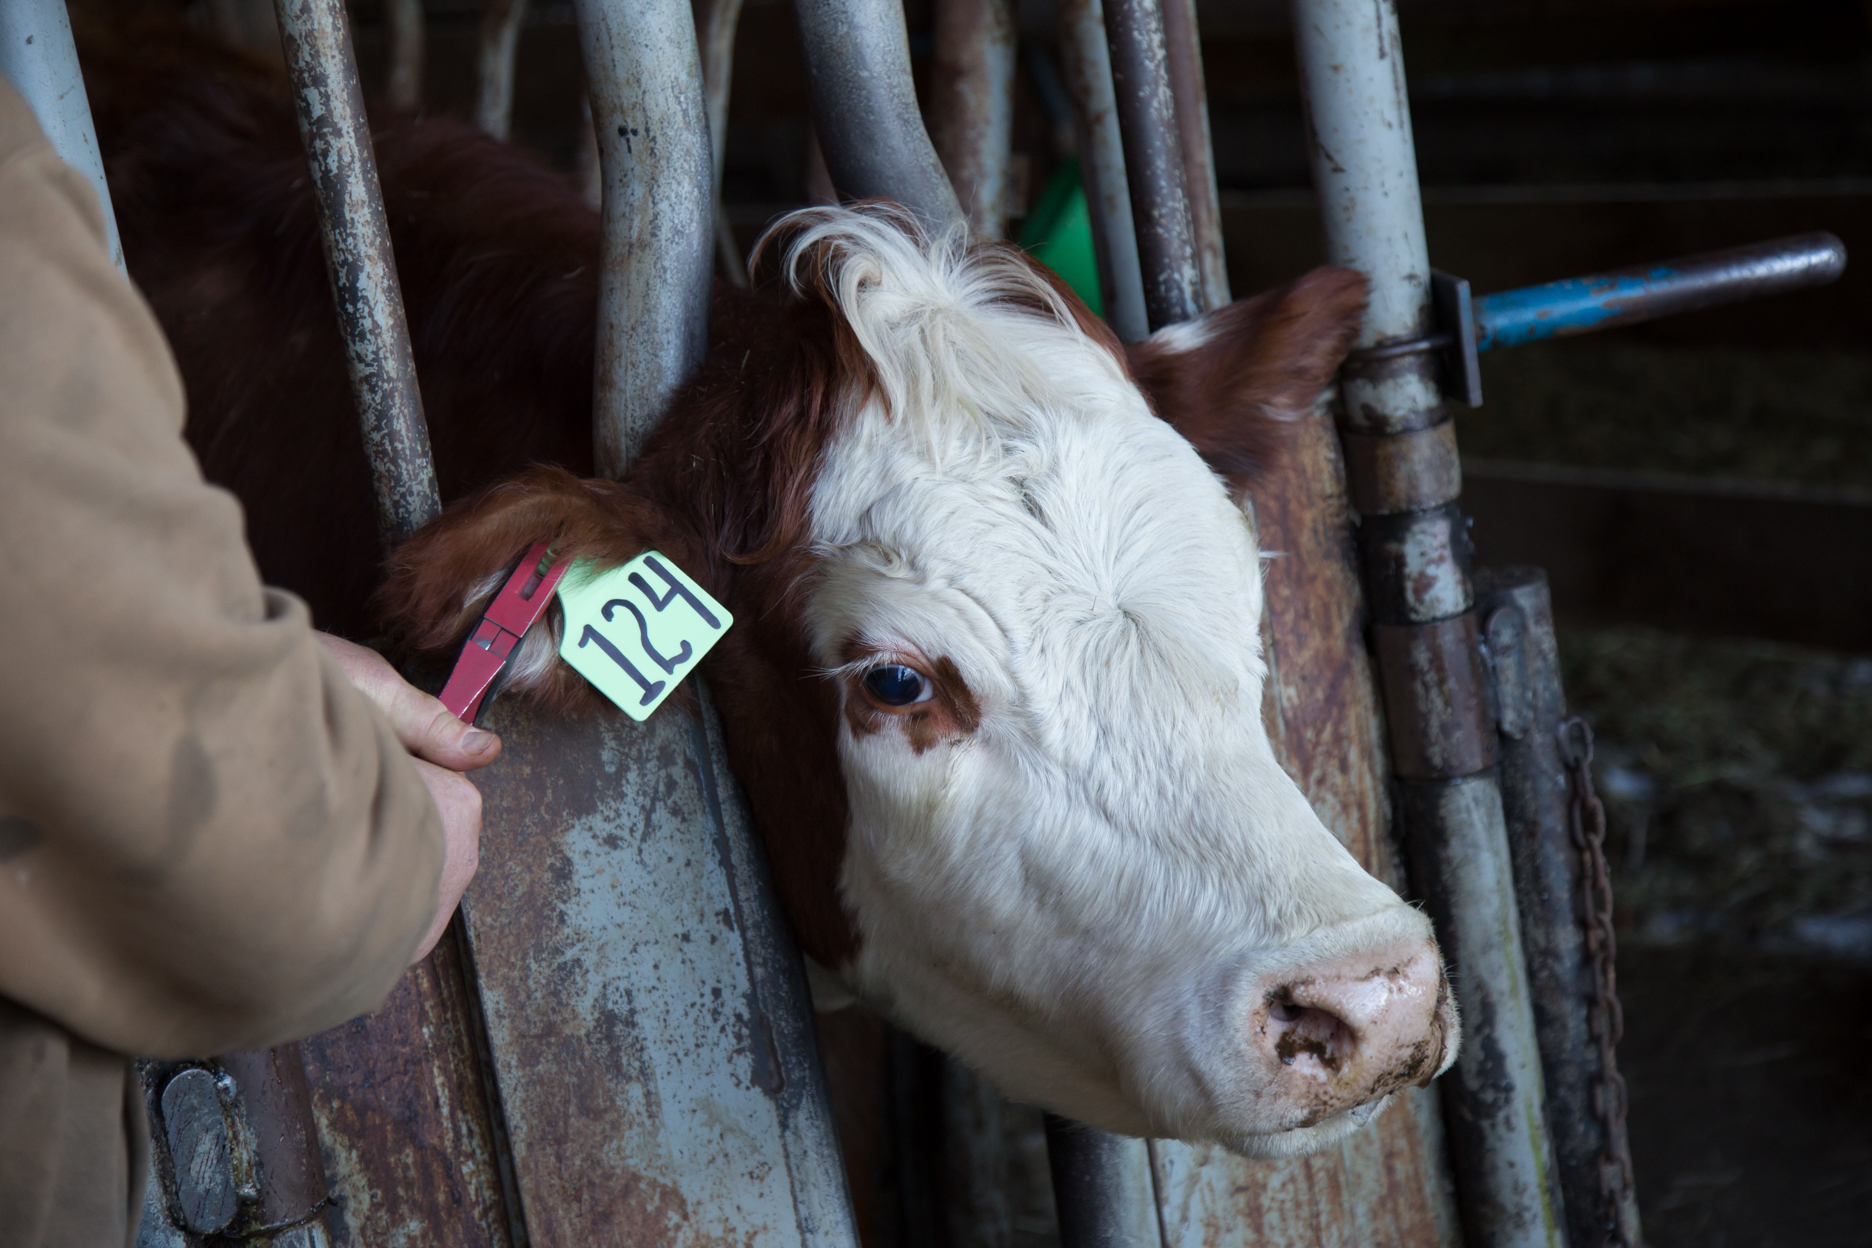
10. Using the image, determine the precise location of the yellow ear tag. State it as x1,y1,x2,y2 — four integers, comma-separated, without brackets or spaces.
555,552,733,720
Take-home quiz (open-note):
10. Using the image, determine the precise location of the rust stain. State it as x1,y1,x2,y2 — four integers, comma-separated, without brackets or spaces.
299,924,519,1248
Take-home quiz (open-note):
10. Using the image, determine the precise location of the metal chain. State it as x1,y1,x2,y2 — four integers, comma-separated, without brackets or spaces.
1558,716,1639,1248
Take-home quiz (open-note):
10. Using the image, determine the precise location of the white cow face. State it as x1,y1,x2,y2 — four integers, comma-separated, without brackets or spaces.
790,208,1459,1157
387,205,1459,1159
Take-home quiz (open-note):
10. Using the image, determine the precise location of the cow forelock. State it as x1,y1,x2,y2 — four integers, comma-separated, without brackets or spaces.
778,207,1437,1150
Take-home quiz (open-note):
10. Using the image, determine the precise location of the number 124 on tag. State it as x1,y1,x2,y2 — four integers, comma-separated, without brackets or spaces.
556,552,733,720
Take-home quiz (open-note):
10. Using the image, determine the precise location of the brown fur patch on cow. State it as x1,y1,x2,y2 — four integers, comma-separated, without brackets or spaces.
1127,268,1370,484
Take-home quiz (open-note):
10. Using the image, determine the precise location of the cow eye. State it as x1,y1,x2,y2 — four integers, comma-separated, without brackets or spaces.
863,664,930,707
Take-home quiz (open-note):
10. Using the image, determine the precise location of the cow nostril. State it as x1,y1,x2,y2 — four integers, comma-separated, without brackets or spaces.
1266,994,1354,1076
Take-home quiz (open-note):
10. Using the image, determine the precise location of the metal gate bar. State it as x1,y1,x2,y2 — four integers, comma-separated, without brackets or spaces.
794,0,962,227
930,0,1015,236
1155,0,1225,308
1099,0,1199,328
1055,0,1148,341
275,0,440,544
0,0,121,270
1290,1,1564,1245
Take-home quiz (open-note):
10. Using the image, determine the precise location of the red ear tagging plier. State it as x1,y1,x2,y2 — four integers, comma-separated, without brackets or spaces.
438,542,568,723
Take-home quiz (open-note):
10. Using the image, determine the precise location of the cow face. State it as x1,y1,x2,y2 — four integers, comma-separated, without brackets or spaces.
381,205,1457,1159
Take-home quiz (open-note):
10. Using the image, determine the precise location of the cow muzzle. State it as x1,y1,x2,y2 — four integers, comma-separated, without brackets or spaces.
1244,935,1456,1134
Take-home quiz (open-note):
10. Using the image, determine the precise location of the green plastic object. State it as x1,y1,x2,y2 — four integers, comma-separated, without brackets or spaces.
1019,157,1103,316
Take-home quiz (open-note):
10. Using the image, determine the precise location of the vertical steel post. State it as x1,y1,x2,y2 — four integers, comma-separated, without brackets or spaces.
578,0,713,474
385,0,423,110
930,0,1016,237
1099,0,1199,329
276,0,441,544
793,0,965,229
1046,1118,1161,1248
1054,0,1148,341
1479,569,1642,1248
1290,2,1564,1245
0,0,121,271
1156,0,1225,308
475,0,528,140
700,0,749,284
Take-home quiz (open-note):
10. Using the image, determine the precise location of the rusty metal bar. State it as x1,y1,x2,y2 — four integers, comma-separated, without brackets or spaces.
275,0,441,545
701,0,749,285
1473,231,1846,351
1055,0,1148,341
0,0,122,271
577,0,714,474
1100,0,1199,329
1157,0,1225,308
793,0,964,229
1290,1,1565,1245
1477,568,1643,1248
475,0,528,140
931,0,1015,237
386,0,422,109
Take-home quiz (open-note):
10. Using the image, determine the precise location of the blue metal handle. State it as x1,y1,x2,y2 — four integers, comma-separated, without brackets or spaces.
1473,232,1846,352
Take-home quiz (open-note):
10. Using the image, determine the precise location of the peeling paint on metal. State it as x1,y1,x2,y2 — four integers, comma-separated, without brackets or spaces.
275,0,442,544
1473,232,1848,352
465,692,858,1248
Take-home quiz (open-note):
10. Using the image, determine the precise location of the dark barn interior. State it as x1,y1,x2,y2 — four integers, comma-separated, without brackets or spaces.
91,0,1872,1242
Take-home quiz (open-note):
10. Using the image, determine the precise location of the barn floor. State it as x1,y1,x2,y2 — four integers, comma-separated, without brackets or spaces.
1557,624,1872,1246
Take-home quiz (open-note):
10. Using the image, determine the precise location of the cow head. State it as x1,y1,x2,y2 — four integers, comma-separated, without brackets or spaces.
380,204,1457,1158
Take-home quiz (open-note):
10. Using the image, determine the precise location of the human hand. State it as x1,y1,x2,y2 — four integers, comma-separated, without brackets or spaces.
314,633,501,770
315,634,496,963
409,757,482,962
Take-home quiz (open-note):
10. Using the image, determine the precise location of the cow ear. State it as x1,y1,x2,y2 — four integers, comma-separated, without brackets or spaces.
1126,267,1369,484
375,465,706,714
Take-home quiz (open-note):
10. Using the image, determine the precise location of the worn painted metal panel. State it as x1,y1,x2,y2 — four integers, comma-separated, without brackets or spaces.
0,0,122,270
298,924,521,1248
1054,0,1149,342
464,692,858,1248
930,0,1015,238
274,0,440,544
793,0,964,229
1472,231,1845,350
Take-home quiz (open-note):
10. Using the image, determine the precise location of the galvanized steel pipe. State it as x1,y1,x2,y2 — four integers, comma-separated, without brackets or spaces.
1157,0,1225,310
0,0,122,271
1478,569,1643,1248
1045,1117,1161,1248
1474,231,1846,351
1101,0,1199,329
576,0,715,476
701,0,748,284
793,0,964,230
1055,0,1149,341
475,0,528,140
1292,1,1564,1245
386,0,423,109
275,0,441,544
930,0,1016,237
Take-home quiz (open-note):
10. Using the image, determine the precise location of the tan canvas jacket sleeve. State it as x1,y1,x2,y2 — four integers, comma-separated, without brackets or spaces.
0,80,444,1061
